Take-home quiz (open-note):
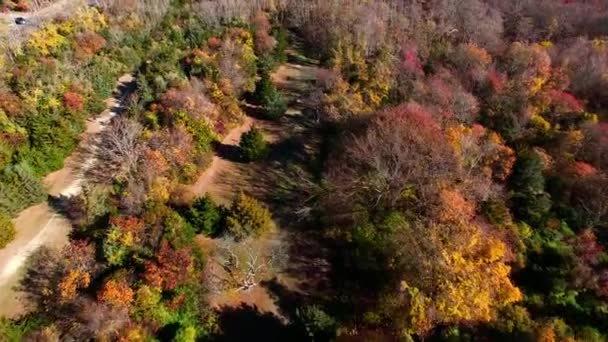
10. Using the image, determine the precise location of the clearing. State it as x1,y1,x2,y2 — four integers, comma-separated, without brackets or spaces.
184,45,332,331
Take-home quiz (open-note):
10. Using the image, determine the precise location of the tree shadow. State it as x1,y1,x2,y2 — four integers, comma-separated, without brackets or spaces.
214,303,306,341
262,278,306,319
47,194,79,219
213,141,243,163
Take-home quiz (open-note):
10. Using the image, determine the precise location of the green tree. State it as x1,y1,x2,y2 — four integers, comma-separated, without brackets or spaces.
0,212,16,249
164,210,196,248
225,192,273,240
254,73,287,119
186,195,221,236
509,149,551,225
239,126,268,161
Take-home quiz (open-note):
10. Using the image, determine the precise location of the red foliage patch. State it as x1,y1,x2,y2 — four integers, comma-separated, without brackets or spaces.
63,92,84,111
400,44,423,75
110,215,145,234
74,32,106,61
486,70,506,93
548,89,583,113
0,92,22,117
144,241,193,291
571,161,598,177
207,37,222,49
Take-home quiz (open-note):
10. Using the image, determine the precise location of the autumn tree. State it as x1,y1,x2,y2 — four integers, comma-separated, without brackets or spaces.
252,11,276,56
98,279,135,307
326,103,457,213
144,241,194,291
20,241,99,312
225,192,274,240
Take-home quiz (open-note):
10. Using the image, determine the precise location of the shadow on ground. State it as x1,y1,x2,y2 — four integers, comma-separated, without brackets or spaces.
214,141,243,163
214,303,307,341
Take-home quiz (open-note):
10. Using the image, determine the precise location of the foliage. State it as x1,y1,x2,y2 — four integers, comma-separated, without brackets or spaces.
297,305,337,340
0,212,15,249
239,126,268,161
186,195,221,236
0,163,46,216
225,192,273,240
253,73,287,119
509,149,552,225
8,0,608,340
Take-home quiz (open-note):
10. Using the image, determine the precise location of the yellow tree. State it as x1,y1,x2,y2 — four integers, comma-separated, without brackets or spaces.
388,188,521,336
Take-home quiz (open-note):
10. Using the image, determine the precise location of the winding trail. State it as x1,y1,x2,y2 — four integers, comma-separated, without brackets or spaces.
0,74,135,318
180,115,254,205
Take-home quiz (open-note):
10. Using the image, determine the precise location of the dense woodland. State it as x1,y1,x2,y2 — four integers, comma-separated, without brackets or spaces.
1,0,608,341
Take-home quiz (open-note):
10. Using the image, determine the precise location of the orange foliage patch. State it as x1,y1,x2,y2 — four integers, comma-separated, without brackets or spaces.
98,279,135,307
63,91,84,111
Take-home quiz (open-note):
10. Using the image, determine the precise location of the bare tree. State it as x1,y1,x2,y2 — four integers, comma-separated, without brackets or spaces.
209,236,287,293
86,117,143,185
194,0,280,26
96,0,170,29
326,103,457,213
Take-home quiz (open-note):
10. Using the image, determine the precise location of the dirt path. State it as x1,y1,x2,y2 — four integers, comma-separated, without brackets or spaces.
180,116,254,206
0,74,135,318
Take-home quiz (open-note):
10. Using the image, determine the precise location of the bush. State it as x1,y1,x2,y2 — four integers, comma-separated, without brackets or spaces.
225,192,273,240
297,305,337,340
0,163,46,216
254,74,287,119
0,212,16,249
186,195,222,236
239,126,268,161
164,210,196,248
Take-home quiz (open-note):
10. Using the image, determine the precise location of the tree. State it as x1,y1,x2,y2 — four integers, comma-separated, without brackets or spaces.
253,73,287,119
186,195,222,236
144,241,194,291
98,279,135,308
509,149,552,225
20,241,99,311
211,236,286,292
326,103,457,212
86,117,143,185
252,11,276,56
239,126,268,161
0,212,15,249
225,192,273,240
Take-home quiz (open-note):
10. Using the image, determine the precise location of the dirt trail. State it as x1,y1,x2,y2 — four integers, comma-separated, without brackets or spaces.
181,116,254,206
0,74,135,318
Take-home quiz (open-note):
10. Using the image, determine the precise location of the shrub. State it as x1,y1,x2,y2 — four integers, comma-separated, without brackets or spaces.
164,210,196,248
297,305,337,340
254,74,287,119
225,192,273,240
186,195,221,236
0,212,16,249
0,163,46,216
239,126,268,161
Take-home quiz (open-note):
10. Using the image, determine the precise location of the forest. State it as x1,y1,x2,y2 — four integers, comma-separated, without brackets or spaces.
1,0,608,341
